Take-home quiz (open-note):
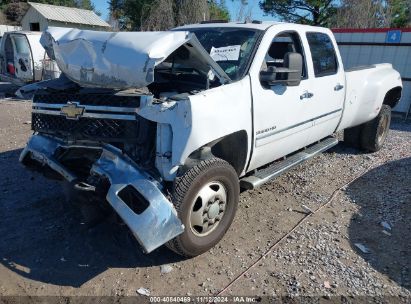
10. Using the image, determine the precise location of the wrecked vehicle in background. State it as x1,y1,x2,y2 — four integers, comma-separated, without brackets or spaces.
0,31,60,86
20,24,402,257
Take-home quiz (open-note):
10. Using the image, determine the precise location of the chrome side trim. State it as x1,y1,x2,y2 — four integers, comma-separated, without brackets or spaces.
256,109,342,141
20,135,184,253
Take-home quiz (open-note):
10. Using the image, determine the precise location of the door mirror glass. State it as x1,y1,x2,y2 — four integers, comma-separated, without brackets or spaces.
260,52,302,87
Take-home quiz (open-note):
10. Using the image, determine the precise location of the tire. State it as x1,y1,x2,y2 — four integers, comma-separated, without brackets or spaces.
166,157,239,257
360,105,391,152
344,125,362,149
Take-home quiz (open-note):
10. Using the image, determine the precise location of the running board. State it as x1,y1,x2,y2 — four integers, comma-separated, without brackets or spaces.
240,137,339,190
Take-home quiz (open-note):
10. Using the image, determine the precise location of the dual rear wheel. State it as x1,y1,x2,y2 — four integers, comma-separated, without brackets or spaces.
344,105,391,152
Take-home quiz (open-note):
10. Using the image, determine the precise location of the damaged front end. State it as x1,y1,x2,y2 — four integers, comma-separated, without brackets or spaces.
19,26,232,253
20,83,187,253
40,27,230,89
20,134,184,253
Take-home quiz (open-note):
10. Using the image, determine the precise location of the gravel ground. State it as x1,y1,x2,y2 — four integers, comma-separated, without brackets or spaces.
0,98,410,301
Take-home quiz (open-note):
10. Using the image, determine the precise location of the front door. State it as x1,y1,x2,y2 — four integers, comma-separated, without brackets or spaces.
248,29,316,171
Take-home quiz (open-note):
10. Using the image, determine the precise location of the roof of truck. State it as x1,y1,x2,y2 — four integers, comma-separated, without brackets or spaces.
176,21,283,31
176,21,331,33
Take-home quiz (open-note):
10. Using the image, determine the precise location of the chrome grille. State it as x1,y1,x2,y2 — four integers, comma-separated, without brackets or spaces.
32,113,141,143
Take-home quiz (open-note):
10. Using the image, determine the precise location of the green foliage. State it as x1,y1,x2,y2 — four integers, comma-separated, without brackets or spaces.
332,0,410,29
261,0,410,28
4,2,27,22
259,0,339,26
208,0,230,21
390,0,410,27
108,0,154,30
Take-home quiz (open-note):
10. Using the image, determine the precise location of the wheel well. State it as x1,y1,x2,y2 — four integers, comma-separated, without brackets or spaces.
383,86,402,109
184,131,248,176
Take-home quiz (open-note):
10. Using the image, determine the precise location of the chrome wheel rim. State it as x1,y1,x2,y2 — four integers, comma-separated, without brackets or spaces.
377,114,389,144
189,181,227,237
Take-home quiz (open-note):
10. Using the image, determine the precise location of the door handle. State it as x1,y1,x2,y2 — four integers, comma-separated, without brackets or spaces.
300,92,314,100
334,84,344,91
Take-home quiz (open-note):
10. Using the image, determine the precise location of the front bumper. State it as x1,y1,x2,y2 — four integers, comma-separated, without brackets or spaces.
20,134,184,253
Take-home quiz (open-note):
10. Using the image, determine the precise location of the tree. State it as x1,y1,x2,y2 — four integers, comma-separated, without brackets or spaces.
140,0,176,31
259,0,339,26
233,0,254,22
108,0,230,31
176,0,210,24
123,0,153,30
209,0,230,21
4,2,28,23
107,0,125,30
0,11,7,24
331,0,410,29
108,0,160,30
74,0,95,10
389,0,410,27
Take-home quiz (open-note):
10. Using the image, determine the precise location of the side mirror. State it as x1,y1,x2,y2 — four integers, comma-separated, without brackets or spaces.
284,52,302,86
259,67,277,84
259,52,303,87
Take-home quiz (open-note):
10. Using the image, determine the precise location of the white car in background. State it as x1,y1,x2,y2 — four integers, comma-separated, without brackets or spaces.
0,31,60,86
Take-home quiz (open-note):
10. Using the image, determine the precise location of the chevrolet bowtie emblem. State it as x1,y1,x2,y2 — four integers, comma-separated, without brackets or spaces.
61,102,85,120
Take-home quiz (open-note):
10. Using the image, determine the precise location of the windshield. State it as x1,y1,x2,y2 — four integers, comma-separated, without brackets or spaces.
180,27,261,81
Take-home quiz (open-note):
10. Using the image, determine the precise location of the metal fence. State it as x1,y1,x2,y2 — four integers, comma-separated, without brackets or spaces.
333,28,411,118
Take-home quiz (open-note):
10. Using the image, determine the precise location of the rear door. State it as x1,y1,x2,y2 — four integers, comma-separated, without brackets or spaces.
11,34,34,81
304,31,345,141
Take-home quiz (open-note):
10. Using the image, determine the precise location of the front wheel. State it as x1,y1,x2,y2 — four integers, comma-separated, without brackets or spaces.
166,158,239,257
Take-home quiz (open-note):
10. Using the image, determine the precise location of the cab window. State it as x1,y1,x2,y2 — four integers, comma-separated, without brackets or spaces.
12,35,30,54
260,31,307,79
306,32,338,77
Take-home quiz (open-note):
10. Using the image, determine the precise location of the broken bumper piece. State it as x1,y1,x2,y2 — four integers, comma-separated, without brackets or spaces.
20,135,184,253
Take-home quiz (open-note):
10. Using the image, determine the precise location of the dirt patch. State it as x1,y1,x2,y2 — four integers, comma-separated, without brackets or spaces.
0,99,410,299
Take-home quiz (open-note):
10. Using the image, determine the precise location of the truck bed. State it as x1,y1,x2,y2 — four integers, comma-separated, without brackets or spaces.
337,63,401,131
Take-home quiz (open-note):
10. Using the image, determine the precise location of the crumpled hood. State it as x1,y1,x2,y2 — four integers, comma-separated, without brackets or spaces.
41,27,230,89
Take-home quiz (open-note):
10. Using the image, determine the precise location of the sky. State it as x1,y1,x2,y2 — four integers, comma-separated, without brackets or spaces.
92,0,277,23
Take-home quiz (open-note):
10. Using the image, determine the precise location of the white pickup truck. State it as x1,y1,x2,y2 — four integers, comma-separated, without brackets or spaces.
20,22,402,257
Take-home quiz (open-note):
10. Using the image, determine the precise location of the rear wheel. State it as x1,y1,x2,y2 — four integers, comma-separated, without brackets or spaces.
344,105,391,152
360,105,391,152
166,157,239,257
